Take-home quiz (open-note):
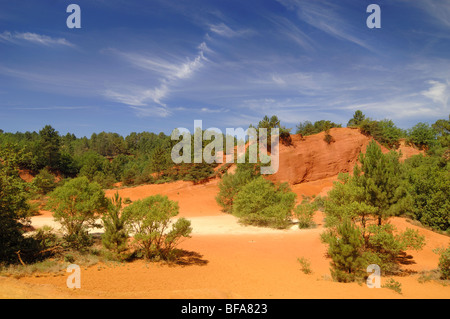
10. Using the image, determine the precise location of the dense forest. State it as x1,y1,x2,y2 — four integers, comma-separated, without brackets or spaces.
0,126,222,189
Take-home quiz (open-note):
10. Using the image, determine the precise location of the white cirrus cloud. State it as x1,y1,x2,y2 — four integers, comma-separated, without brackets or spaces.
276,0,374,52
103,41,210,117
208,23,254,38
0,31,75,47
421,80,449,107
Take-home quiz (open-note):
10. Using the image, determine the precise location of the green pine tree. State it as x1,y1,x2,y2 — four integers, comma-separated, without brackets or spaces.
102,192,129,257
321,218,366,282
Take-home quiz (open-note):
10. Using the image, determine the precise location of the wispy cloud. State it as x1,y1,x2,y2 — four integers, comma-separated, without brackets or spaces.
103,41,210,117
104,84,169,107
111,44,207,80
403,0,450,29
276,0,374,52
208,23,253,38
264,15,314,51
0,31,75,47
421,80,449,108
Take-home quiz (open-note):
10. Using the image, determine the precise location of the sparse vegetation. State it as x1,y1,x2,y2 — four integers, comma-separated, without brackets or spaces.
296,120,342,136
382,278,402,294
294,201,316,229
297,257,312,274
324,129,335,144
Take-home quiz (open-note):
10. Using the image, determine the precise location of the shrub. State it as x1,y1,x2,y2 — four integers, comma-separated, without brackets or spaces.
313,195,325,211
32,226,62,259
359,119,404,149
324,130,335,144
121,166,139,186
294,202,316,229
216,162,260,214
31,168,57,195
46,177,109,250
122,195,192,260
92,171,116,189
439,246,450,280
297,257,312,274
407,122,437,150
182,163,216,184
382,278,402,294
296,120,341,136
232,177,297,229
365,224,425,274
403,155,450,233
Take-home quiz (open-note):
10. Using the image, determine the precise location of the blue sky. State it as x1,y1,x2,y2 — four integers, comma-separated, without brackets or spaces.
0,0,449,137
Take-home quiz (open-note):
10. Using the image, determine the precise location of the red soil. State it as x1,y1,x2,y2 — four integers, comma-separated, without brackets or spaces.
267,128,421,185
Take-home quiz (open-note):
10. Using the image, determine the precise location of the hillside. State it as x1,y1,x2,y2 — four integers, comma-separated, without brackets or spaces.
267,127,422,185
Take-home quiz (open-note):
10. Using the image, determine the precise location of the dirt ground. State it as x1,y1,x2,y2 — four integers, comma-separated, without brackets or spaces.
1,177,449,299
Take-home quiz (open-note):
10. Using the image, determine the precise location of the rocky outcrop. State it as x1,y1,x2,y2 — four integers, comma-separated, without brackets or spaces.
267,127,421,185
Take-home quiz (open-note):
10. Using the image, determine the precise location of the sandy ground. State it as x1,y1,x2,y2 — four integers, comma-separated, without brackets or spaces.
1,176,449,299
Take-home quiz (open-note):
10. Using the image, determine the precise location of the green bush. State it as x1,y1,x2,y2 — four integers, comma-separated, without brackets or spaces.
32,226,62,259
216,162,260,214
31,168,57,195
296,120,341,136
122,195,192,260
324,130,335,144
321,218,366,282
294,202,316,229
407,122,437,150
182,163,216,184
232,177,297,229
359,118,404,149
403,155,449,233
46,177,109,250
439,246,450,280
365,224,425,273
